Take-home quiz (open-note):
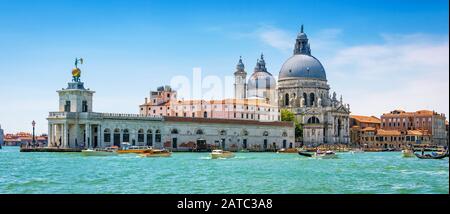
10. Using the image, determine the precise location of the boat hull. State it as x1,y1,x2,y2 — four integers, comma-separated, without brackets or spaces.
402,150,415,158
81,150,117,156
314,153,338,159
139,152,171,157
117,149,152,154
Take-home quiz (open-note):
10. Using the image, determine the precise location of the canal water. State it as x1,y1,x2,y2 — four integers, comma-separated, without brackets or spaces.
0,146,448,194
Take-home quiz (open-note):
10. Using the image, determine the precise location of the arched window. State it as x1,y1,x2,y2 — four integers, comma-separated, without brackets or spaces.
138,129,144,143
220,130,227,136
282,131,288,137
171,128,179,134
104,129,111,143
196,129,204,135
203,111,208,118
284,93,289,106
263,131,269,136
155,129,161,143
123,129,130,143
307,116,320,124
146,129,153,146
310,93,315,107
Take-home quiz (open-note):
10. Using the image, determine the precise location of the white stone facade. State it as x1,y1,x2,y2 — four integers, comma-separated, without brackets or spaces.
48,82,294,151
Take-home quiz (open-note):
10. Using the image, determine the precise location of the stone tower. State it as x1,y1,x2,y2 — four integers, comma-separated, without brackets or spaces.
234,56,247,99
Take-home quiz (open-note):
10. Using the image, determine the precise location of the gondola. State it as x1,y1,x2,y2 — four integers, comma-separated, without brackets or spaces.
414,150,448,159
298,151,313,157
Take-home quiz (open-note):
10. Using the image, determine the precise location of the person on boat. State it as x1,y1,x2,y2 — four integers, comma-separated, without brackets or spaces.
421,148,425,156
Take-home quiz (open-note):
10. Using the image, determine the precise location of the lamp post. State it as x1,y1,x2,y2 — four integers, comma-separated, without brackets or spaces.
32,120,36,147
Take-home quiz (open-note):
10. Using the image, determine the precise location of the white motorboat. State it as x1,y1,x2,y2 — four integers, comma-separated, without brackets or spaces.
210,150,235,159
401,149,415,158
82,147,118,156
314,150,337,159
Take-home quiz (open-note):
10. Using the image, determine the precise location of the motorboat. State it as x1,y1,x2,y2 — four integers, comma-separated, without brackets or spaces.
117,145,153,154
81,147,118,156
210,150,235,159
401,149,415,158
314,150,338,159
139,149,172,157
277,148,298,153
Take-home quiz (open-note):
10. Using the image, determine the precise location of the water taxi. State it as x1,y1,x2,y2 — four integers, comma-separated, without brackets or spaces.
401,149,415,158
277,148,298,153
314,150,337,159
117,146,153,154
139,149,172,157
210,150,235,159
81,147,118,156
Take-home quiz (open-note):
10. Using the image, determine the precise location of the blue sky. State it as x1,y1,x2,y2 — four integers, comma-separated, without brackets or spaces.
0,0,449,134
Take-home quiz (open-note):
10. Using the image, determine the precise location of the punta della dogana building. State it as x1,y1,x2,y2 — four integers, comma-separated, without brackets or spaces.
46,77,295,151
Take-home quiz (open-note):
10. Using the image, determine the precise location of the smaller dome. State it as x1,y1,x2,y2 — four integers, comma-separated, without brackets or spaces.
247,71,276,90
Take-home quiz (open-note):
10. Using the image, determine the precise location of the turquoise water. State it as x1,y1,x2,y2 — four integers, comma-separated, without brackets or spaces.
0,146,448,194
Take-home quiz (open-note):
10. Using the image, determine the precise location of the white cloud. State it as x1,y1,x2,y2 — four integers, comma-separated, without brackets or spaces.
257,27,293,52
325,33,449,118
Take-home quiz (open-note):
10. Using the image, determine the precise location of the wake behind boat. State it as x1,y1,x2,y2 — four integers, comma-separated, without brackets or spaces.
210,150,235,159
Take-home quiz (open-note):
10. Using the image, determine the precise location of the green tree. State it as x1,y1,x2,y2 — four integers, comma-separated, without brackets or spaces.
280,109,303,142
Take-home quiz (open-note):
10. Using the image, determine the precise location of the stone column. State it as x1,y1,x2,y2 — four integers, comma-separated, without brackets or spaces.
74,123,79,148
98,125,103,148
63,122,68,148
87,123,91,148
47,123,52,147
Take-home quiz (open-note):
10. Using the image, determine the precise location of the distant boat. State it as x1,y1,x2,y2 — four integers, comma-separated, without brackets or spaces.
298,151,313,157
314,150,338,159
298,150,337,159
81,147,118,156
210,150,235,159
139,149,171,157
414,150,448,160
401,149,415,158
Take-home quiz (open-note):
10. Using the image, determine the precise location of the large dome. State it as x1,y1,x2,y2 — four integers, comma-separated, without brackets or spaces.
279,54,326,80
278,25,327,81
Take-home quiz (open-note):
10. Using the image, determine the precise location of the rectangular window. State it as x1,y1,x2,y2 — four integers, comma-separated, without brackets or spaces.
82,100,88,112
64,101,71,112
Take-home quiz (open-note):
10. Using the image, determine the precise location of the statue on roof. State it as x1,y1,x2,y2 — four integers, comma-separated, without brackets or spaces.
72,58,83,82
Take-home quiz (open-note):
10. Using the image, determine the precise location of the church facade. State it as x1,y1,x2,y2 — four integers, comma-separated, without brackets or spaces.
277,26,351,145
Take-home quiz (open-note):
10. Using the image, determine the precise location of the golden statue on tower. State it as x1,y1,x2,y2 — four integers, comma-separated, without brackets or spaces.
72,58,83,82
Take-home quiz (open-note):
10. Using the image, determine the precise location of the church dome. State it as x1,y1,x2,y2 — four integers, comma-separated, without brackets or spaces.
278,25,327,81
247,54,276,91
279,54,326,80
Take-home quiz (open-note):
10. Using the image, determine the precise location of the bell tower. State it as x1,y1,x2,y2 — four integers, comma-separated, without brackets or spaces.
234,56,247,99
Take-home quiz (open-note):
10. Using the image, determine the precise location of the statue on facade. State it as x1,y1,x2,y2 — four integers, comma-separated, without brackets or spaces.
317,97,322,107
300,97,305,107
